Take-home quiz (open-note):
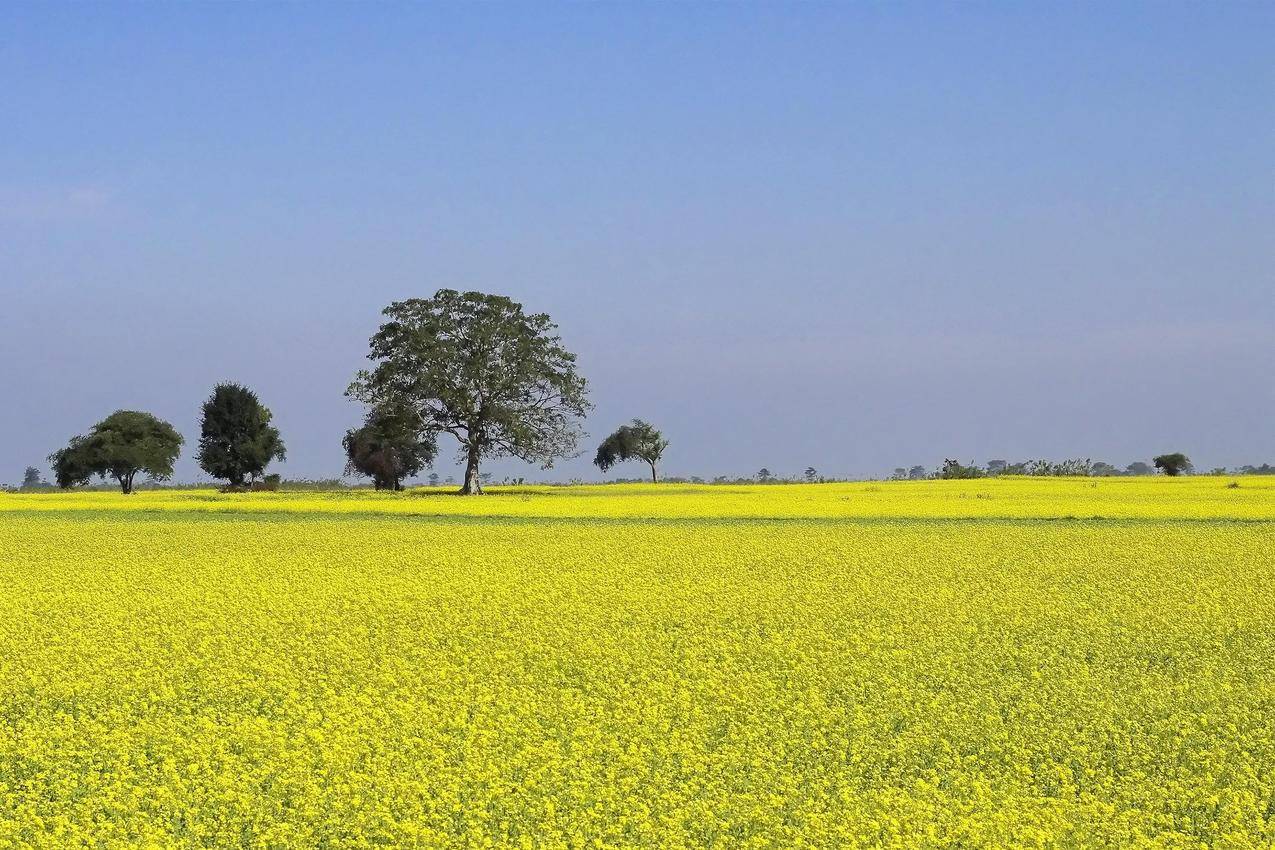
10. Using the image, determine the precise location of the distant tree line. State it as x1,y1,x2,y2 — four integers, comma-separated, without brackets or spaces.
891,453,1214,480
17,288,1272,494
43,383,288,494
38,290,599,496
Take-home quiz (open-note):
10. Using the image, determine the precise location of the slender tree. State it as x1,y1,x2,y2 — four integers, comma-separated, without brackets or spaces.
348,290,590,494
343,402,436,491
197,383,286,487
593,419,670,483
48,410,183,494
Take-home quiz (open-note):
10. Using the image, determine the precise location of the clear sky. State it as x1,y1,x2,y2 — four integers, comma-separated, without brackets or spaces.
2,2,1271,484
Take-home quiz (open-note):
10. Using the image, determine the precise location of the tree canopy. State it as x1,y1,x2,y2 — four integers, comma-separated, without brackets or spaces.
1153,452,1192,476
197,383,286,486
343,402,436,491
348,290,590,494
593,420,670,483
48,410,183,494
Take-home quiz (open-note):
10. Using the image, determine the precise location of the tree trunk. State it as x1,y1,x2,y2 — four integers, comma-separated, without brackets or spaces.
650,461,658,484
119,472,134,495
460,445,483,495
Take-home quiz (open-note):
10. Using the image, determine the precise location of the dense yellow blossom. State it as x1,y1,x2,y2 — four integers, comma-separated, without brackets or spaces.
1,479,1273,847
2,476,1272,520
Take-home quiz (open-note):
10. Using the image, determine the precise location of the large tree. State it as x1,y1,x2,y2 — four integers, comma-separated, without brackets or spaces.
197,383,286,486
348,290,590,494
593,419,669,483
343,402,437,491
48,410,183,494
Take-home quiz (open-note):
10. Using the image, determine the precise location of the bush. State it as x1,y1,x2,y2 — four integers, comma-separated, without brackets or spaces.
938,459,983,480
252,474,281,492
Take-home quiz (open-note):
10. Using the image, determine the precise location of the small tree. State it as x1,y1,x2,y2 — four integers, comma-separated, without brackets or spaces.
756,468,773,482
48,410,183,494
197,383,286,487
343,403,436,491
1126,461,1153,476
593,419,669,483
21,467,42,488
1153,453,1192,476
938,458,983,479
428,472,440,487
908,465,927,480
349,290,590,495
804,467,819,483
985,460,1007,475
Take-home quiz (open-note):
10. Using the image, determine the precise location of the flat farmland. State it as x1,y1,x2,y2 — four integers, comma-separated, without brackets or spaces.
1,479,1272,848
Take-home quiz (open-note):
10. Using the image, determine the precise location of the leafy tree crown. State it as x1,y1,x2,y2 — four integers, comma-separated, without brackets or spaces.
1153,453,1192,476
197,383,286,485
48,410,183,493
593,420,669,473
348,290,591,490
343,402,437,490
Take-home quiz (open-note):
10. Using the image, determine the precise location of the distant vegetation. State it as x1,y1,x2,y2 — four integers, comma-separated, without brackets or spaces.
48,410,183,494
343,401,436,491
197,383,287,489
348,290,590,494
1153,453,1193,477
12,288,1271,493
891,456,1210,481
594,420,669,483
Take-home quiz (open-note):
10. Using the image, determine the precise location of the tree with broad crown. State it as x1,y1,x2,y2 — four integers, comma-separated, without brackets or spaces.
48,410,183,494
348,290,591,495
1153,452,1192,477
594,420,670,483
343,401,436,491
22,467,42,488
197,383,286,487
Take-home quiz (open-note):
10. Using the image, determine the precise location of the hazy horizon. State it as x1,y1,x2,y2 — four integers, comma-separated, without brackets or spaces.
3,3,1272,485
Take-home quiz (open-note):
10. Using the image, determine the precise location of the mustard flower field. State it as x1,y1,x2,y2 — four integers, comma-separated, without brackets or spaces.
1,478,1273,848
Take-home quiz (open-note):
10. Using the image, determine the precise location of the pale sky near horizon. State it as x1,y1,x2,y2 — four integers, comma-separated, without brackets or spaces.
2,3,1272,484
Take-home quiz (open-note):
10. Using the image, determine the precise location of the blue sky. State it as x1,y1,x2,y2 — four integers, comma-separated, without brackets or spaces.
2,3,1271,483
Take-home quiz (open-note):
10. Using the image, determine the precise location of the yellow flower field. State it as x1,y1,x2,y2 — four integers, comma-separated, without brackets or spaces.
1,479,1273,847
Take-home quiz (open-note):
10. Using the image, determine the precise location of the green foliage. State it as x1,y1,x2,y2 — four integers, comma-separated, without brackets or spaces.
938,459,983,479
343,403,437,491
22,467,43,488
1153,452,1192,476
349,290,591,494
48,410,183,494
593,420,670,483
196,383,286,486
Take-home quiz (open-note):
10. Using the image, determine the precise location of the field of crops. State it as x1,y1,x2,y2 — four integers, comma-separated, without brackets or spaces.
1,478,1273,848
